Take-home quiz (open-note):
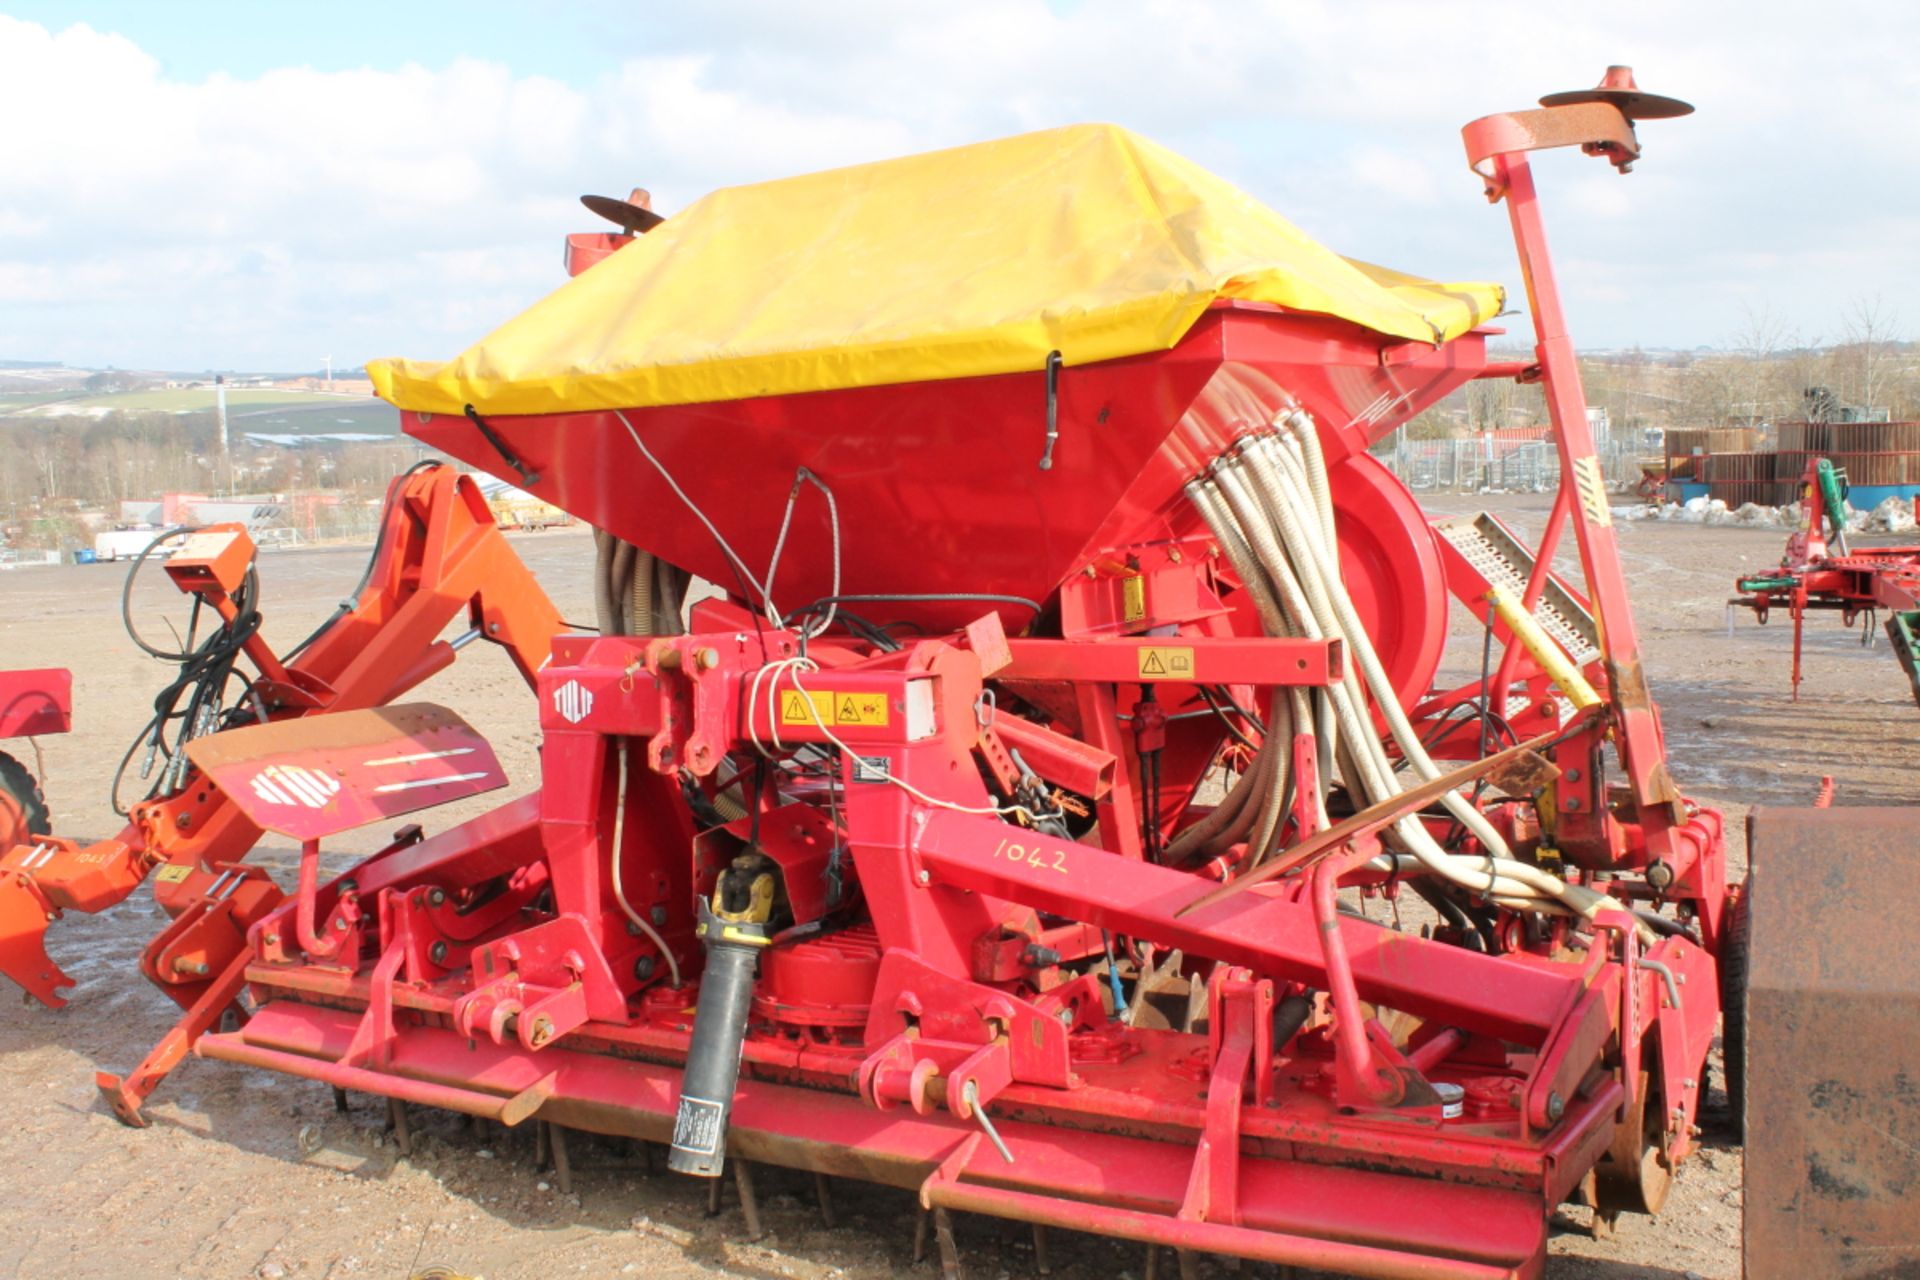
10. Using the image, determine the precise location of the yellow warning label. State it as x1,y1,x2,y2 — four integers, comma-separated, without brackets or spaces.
1122,575,1146,622
1137,646,1195,680
779,689,890,727
153,864,193,884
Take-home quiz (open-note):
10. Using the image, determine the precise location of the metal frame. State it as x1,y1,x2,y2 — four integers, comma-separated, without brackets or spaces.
17,72,1732,1278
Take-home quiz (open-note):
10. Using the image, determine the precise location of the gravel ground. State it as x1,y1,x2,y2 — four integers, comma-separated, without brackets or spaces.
1,498,1910,1280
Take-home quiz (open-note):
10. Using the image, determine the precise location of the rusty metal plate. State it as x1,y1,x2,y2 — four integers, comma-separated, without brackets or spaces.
186,702,505,841
1744,807,1920,1279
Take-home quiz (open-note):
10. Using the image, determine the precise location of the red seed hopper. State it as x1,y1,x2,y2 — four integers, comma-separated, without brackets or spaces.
164,72,1730,1277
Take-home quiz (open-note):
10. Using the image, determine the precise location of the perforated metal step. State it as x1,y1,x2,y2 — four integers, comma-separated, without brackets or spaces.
1435,513,1600,664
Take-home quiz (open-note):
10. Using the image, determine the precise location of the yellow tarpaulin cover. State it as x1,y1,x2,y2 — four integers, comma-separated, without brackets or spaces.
370,124,1504,416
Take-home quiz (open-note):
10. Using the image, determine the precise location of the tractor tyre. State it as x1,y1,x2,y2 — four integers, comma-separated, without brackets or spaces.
1718,874,1751,1140
0,749,51,854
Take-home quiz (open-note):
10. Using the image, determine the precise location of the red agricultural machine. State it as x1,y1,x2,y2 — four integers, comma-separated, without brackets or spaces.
1731,453,1920,705
0,665,69,853
2,71,1740,1278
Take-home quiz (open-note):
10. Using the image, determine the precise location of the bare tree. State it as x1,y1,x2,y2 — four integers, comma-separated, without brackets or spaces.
1841,294,1899,414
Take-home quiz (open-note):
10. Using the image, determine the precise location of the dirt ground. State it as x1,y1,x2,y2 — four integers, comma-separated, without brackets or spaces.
1,495,1911,1280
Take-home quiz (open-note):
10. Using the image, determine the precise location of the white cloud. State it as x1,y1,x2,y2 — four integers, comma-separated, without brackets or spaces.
0,2,1915,368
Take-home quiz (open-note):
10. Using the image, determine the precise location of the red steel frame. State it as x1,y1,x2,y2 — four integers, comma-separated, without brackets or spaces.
1731,455,1920,699
14,75,1730,1279
0,464,564,1121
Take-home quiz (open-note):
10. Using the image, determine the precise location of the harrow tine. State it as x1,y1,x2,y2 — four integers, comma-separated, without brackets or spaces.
1031,1222,1051,1274
549,1123,573,1196
734,1159,764,1241
932,1205,962,1280
814,1171,836,1228
387,1097,412,1157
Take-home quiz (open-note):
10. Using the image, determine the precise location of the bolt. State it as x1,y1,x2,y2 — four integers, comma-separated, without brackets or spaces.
625,919,643,937
651,904,668,927
634,955,656,981
916,870,930,886
1564,797,1580,811
176,814,192,829
696,647,720,671
173,958,210,976
1057,1009,1073,1025
429,940,449,965
263,932,280,947
426,887,447,908
1168,546,1182,563
529,1014,555,1046
1545,1092,1565,1122
1565,768,1581,782
488,622,500,634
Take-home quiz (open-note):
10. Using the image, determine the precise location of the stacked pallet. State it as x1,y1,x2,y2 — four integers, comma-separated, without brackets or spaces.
1700,451,1793,507
1666,427,1760,459
1678,422,1920,507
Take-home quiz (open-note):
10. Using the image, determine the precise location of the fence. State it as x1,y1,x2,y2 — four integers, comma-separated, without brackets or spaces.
1373,437,1647,494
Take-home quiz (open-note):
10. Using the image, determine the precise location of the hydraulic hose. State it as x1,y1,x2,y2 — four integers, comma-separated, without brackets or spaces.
1194,417,1637,926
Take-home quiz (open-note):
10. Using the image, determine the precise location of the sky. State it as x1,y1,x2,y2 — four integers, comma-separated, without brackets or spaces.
0,1,1914,372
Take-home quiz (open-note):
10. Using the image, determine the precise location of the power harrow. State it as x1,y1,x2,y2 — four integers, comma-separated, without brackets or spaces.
1731,453,1920,705
3,70,1736,1278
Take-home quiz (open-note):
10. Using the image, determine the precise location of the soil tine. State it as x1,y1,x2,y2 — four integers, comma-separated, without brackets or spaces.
332,1086,349,1114
734,1159,764,1241
813,1171,836,1228
1177,1249,1201,1280
386,1097,412,1157
913,1205,930,1264
933,1206,962,1280
706,1174,725,1217
534,1120,550,1168
1031,1222,1052,1274
1144,1243,1162,1280
550,1123,573,1196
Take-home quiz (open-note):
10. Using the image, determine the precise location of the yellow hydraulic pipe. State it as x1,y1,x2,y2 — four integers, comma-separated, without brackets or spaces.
1485,586,1601,711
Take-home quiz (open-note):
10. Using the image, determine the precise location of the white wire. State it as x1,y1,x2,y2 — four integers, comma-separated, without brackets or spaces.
616,409,783,625
745,655,1038,824
766,467,843,641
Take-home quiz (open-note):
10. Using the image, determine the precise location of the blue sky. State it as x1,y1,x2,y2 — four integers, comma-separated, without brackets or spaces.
1,2,1914,371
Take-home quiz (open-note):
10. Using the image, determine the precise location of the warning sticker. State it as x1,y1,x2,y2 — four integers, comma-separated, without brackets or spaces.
1122,575,1146,622
1136,646,1195,680
153,864,194,885
779,689,891,727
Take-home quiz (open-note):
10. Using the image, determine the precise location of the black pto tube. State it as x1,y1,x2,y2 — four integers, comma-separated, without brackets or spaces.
668,892,773,1177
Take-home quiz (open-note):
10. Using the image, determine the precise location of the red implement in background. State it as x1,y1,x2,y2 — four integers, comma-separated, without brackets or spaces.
0,667,70,740
0,666,70,853
1730,454,1920,703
